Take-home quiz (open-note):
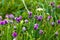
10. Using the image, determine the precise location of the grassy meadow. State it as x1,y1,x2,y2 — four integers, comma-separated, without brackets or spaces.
0,0,60,40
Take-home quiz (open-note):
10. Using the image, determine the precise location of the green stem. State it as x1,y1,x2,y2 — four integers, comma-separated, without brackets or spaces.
48,28,60,39
22,0,29,12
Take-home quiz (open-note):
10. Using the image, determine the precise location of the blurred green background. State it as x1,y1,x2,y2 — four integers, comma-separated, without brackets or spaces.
0,0,60,18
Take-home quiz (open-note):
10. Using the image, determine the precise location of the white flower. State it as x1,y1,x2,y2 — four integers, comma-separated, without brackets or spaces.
36,8,44,11
14,26,16,29
8,20,13,23
22,27,26,31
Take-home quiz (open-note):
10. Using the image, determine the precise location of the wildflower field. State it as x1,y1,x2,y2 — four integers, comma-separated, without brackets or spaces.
0,0,60,40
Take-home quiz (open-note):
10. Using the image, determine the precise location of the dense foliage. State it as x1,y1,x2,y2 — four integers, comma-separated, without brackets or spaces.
0,0,60,40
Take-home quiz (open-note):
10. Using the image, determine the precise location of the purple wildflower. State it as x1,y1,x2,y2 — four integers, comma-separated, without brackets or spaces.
16,17,20,22
57,5,60,8
0,21,5,25
4,20,8,24
5,14,9,18
19,16,22,20
25,19,28,23
28,11,32,18
50,2,55,7
34,23,39,30
12,32,17,37
0,20,8,25
47,16,52,20
39,30,44,35
37,16,43,21
57,20,60,24
9,14,14,19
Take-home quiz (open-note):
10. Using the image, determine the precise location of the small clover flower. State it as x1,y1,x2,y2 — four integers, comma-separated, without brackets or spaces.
34,23,39,30
9,14,14,19
37,16,43,21
57,5,60,8
16,17,21,22
47,16,52,20
50,2,55,7
4,20,8,24
39,30,44,35
25,19,28,23
51,22,55,26
5,14,14,19
16,16,22,22
57,20,60,24
0,21,5,25
22,27,26,31
19,16,22,20
14,26,17,30
12,32,17,37
5,14,9,18
55,31,58,36
28,11,32,18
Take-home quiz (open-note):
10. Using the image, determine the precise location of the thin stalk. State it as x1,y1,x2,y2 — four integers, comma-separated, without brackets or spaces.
48,28,60,39
22,0,29,12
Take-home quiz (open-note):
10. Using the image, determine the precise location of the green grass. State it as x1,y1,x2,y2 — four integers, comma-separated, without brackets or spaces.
0,0,60,40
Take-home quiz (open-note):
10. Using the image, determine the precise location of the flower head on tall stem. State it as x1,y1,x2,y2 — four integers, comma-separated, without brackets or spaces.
22,27,26,31
55,31,58,36
57,5,60,8
37,16,43,21
39,30,44,35
0,19,8,25
47,16,52,20
16,17,21,22
57,20,60,24
19,16,22,20
4,19,8,24
51,22,55,26
34,23,39,30
50,2,55,7
25,19,28,23
5,14,9,18
0,21,5,25
12,32,17,37
28,11,32,18
14,26,17,30
9,14,14,19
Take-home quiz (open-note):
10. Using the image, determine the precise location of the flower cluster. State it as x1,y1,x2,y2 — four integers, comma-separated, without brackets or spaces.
16,16,22,22
0,20,8,25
